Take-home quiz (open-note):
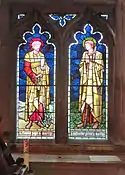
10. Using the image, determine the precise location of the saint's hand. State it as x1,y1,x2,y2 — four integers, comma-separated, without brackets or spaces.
34,74,43,85
41,65,46,70
36,74,43,78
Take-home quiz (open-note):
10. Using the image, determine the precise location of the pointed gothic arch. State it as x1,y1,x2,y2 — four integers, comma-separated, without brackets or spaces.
8,4,117,147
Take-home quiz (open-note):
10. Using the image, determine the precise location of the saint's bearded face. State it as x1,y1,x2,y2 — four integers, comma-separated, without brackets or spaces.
32,41,42,52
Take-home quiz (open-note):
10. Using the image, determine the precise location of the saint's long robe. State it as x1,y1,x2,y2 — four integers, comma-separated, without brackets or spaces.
24,51,50,121
79,51,104,123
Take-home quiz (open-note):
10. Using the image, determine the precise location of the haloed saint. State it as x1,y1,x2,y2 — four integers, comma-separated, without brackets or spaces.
78,37,104,129
24,38,50,129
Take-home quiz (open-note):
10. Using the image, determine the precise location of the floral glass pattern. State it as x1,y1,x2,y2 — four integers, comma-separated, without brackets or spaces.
49,14,76,27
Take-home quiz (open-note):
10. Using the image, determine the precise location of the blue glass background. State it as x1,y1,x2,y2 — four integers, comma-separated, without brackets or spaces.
17,24,55,102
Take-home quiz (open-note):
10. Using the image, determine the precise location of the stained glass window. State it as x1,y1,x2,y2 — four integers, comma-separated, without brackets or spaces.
68,24,108,140
16,23,56,139
18,14,26,20
49,14,76,27
100,14,108,20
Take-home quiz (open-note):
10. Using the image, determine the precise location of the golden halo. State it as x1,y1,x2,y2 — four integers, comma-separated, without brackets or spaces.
82,37,96,48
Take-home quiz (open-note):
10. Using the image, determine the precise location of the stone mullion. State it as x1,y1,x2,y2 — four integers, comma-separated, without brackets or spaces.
114,0,124,144
120,1,125,143
0,2,14,133
55,38,68,144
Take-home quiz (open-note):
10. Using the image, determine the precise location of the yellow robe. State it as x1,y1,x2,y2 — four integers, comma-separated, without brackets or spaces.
79,51,104,123
24,51,50,121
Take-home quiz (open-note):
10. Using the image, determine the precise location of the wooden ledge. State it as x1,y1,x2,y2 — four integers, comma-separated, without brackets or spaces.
11,143,125,155
13,153,122,163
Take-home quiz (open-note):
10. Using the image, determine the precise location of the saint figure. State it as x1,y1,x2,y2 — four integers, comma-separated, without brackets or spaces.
78,37,104,129
24,38,50,129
